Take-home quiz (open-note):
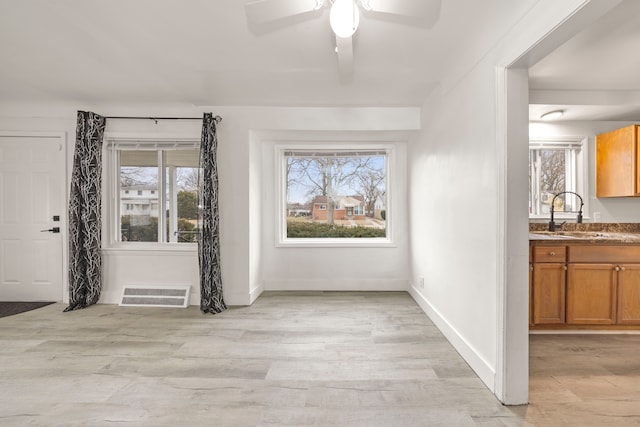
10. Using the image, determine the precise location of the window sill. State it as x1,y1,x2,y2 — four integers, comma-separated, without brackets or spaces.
277,238,396,248
102,243,197,256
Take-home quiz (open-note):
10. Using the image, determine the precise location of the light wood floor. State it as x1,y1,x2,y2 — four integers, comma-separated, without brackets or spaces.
1,291,639,426
528,333,640,426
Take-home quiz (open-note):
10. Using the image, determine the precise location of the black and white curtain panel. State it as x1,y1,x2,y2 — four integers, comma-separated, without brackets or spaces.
198,113,227,314
65,111,106,312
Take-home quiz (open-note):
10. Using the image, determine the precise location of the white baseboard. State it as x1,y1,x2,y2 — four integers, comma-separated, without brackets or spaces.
408,285,496,393
263,279,409,292
248,282,264,305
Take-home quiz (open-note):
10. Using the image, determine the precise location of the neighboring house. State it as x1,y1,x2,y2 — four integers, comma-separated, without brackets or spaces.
311,195,366,221
287,202,311,217
120,185,159,219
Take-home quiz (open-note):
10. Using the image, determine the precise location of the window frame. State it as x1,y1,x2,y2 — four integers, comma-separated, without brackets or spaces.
104,135,200,252
528,136,588,220
275,143,395,248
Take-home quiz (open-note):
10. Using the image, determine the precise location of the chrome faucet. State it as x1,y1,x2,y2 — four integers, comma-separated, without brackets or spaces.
549,191,584,232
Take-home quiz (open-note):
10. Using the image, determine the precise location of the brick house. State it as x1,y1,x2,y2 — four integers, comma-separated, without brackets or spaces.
311,195,366,221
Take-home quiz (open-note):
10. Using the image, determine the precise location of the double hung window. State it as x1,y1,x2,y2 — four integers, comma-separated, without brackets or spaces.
529,138,586,218
110,141,200,244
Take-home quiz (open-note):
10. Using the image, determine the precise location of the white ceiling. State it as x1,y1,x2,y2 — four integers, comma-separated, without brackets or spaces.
1,0,638,117
0,0,539,108
528,0,640,122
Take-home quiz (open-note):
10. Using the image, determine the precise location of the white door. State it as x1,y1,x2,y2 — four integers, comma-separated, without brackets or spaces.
0,134,65,301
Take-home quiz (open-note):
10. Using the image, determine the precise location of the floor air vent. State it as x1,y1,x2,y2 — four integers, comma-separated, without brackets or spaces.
120,285,191,308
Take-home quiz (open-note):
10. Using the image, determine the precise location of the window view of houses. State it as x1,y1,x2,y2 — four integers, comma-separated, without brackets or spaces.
285,151,387,238
119,149,200,243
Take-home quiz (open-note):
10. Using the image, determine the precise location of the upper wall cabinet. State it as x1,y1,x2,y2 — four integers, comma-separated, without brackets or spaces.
596,125,640,197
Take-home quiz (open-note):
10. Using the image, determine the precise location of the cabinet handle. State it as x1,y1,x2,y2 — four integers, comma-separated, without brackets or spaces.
620,266,626,272
615,266,620,271
563,266,567,271
549,251,556,256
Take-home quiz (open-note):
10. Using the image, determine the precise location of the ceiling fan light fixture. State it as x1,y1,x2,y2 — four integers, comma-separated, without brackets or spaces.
540,110,564,121
330,0,360,38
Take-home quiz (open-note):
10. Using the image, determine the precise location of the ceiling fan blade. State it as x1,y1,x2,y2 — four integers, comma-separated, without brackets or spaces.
335,35,354,79
245,0,323,24
362,0,440,19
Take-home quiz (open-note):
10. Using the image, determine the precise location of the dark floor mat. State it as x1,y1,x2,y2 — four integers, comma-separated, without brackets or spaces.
0,301,55,318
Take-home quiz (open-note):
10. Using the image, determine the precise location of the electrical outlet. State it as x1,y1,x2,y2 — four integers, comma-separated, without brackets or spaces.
419,277,425,289
593,211,601,222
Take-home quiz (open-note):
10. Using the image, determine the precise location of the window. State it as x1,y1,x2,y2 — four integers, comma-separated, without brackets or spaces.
529,138,586,218
113,144,200,244
278,146,390,245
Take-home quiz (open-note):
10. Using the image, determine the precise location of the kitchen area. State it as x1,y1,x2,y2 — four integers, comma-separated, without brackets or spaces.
526,122,640,420
525,1,640,418
529,125,640,331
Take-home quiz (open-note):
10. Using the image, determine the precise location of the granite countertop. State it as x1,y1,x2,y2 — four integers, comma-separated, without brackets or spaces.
529,223,640,243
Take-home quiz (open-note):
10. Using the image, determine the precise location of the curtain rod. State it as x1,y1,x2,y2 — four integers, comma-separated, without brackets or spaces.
104,115,222,124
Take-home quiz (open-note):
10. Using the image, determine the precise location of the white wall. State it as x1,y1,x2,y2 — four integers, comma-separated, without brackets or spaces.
530,120,640,223
257,132,412,292
408,61,502,390
406,0,610,404
0,104,418,306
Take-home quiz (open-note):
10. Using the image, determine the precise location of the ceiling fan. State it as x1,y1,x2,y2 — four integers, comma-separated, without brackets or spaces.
245,0,441,77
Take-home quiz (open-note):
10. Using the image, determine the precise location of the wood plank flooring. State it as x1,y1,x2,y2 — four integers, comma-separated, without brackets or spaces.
528,334,640,426
1,291,639,426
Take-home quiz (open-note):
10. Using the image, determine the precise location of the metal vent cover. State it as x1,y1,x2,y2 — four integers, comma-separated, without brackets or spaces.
119,285,190,308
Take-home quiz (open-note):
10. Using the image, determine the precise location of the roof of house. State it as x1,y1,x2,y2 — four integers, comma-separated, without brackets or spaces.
311,195,365,204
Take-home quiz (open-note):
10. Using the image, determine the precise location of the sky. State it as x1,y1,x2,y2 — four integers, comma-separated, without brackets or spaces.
286,155,385,204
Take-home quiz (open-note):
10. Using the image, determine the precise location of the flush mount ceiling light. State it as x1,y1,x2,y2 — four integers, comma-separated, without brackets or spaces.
330,0,360,38
540,110,564,121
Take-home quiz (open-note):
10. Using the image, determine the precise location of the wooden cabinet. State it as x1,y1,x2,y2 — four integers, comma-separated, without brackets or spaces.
566,264,616,324
618,264,640,324
530,242,640,329
531,245,566,325
532,263,566,324
596,124,640,197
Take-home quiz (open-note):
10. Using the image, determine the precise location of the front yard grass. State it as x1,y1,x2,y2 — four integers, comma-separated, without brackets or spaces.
287,220,386,238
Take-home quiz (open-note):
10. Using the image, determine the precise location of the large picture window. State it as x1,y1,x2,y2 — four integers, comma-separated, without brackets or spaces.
115,146,200,244
278,146,391,246
529,138,586,218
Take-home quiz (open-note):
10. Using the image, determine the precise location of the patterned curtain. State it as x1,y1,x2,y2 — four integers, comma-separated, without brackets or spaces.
198,113,227,314
64,111,106,312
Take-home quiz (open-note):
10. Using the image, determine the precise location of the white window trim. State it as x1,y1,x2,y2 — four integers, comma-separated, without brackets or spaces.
103,133,200,252
528,136,588,221
275,143,395,248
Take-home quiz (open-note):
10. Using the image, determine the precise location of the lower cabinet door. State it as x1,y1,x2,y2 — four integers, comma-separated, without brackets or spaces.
532,263,566,324
567,264,617,324
618,264,640,325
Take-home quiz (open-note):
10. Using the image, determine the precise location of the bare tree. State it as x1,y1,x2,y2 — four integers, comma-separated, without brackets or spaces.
355,169,385,217
540,150,565,195
120,167,156,187
176,167,200,191
287,155,382,224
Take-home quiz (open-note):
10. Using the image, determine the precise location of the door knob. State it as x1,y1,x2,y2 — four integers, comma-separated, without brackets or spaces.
41,227,60,233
